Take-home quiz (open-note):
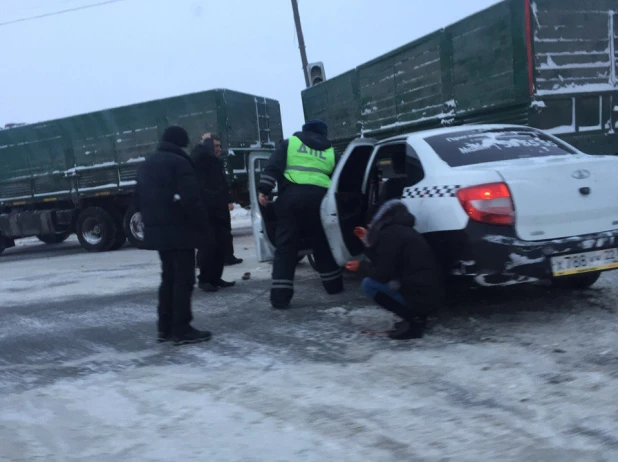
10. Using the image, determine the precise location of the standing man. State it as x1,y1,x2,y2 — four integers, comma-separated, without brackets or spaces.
135,126,212,345
258,119,343,309
191,133,236,292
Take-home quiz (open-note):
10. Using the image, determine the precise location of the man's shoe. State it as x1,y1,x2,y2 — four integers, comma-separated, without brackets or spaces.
388,317,426,340
157,332,172,343
216,279,236,288
199,282,219,292
224,257,243,266
172,327,212,346
271,301,290,310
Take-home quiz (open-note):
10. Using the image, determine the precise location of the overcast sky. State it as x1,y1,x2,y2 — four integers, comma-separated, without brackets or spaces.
1,0,500,137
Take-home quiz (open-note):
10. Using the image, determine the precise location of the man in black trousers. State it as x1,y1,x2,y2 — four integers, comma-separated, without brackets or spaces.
135,126,212,345
191,133,236,292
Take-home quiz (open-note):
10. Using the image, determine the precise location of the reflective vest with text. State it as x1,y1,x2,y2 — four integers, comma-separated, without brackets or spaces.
284,135,335,188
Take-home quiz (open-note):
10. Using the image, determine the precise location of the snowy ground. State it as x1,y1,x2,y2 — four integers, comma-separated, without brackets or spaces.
0,229,617,461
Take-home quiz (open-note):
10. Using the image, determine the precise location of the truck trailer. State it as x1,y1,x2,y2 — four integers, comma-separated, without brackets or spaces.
301,0,618,154
0,89,282,255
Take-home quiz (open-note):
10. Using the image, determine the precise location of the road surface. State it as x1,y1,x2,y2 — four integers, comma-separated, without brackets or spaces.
0,233,616,461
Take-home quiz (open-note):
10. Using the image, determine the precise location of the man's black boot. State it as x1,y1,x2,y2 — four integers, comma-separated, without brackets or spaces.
271,288,293,310
387,317,427,340
216,279,236,288
224,257,243,266
199,282,219,292
373,292,427,340
172,326,212,346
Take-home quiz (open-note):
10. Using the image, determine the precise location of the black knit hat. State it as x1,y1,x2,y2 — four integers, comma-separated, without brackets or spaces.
302,119,328,137
162,126,190,148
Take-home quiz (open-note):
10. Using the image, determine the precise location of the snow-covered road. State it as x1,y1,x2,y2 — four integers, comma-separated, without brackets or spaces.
0,233,616,461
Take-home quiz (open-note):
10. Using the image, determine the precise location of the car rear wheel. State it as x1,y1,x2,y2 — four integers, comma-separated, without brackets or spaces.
37,231,71,245
123,206,146,248
552,272,601,290
76,207,118,252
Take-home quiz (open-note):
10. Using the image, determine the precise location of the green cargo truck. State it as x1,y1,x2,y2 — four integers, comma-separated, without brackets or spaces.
0,89,282,255
302,0,617,154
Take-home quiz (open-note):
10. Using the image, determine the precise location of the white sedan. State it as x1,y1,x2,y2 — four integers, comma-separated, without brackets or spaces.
249,124,618,289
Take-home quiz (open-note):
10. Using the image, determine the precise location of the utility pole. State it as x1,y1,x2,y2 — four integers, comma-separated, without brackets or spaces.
291,0,310,88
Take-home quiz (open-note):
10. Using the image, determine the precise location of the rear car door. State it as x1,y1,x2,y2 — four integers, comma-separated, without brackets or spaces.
321,138,377,266
248,152,277,262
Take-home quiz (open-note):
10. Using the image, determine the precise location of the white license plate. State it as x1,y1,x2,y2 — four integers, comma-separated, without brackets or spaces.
551,248,618,277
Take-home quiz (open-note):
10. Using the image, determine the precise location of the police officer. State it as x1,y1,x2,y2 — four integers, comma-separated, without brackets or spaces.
258,120,343,309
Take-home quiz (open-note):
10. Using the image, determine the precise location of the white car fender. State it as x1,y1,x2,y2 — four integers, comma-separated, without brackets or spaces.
402,140,505,234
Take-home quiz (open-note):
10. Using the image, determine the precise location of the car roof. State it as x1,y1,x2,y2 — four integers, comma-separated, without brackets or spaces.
376,124,534,145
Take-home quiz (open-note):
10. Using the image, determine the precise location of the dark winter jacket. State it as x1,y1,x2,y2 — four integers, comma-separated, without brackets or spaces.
135,141,208,251
258,130,336,196
360,200,444,313
191,139,232,224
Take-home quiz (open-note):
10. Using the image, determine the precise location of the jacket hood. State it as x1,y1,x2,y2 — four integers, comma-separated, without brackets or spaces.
158,141,194,165
366,199,416,247
294,130,332,151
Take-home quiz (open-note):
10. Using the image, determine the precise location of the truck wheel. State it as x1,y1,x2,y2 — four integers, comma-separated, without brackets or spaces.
37,231,71,245
76,207,118,252
123,206,145,248
552,272,601,290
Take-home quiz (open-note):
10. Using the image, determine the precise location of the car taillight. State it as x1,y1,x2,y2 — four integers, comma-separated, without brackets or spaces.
456,182,515,226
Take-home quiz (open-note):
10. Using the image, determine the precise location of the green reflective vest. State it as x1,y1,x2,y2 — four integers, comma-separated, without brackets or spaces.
284,135,335,188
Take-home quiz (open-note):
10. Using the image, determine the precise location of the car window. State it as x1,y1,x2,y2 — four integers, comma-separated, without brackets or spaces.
424,128,577,167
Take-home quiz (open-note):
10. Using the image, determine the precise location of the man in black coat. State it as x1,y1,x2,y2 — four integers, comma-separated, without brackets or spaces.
135,126,212,346
191,133,237,292
346,200,444,339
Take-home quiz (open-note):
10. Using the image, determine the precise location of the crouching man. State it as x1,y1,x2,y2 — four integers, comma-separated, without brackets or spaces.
346,200,444,339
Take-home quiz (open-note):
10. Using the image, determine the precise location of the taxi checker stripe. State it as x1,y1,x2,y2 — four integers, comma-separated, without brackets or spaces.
403,185,461,198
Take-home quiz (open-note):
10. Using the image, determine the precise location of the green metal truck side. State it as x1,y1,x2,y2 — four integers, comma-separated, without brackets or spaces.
301,0,617,154
0,89,282,254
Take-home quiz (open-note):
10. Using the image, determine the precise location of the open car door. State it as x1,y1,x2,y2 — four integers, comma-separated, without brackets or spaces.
321,138,377,267
248,152,277,262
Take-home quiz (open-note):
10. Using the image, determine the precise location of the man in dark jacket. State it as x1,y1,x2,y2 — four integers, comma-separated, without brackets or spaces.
258,120,343,309
346,200,444,339
191,133,236,292
135,126,212,346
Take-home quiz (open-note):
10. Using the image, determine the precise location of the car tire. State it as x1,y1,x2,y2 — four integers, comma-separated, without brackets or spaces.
37,231,72,245
123,205,146,249
76,207,118,252
552,272,601,290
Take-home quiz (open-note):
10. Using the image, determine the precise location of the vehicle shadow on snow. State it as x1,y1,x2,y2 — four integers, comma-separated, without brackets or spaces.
445,282,615,316
0,241,136,263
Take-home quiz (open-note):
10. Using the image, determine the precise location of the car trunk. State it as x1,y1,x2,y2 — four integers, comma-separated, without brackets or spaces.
495,155,618,241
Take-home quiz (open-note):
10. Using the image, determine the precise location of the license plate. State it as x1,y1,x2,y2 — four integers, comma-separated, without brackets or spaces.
551,248,618,277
